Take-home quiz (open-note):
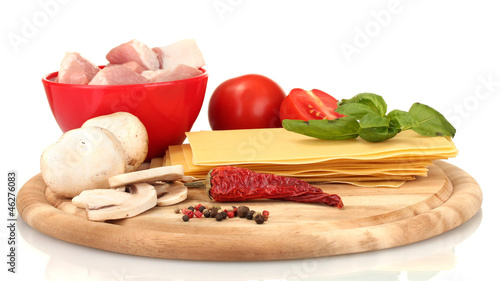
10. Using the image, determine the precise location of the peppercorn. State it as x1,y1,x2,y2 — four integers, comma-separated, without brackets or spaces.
199,206,206,213
232,206,238,216
227,211,235,218
220,211,228,219
174,207,180,214
203,209,211,218
210,208,218,218
194,211,203,218
262,210,270,221
215,212,224,221
188,206,195,211
246,210,256,220
254,213,265,224
182,214,190,222
185,210,194,218
237,206,250,218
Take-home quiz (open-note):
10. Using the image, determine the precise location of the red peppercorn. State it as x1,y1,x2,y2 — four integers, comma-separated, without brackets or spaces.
227,211,235,218
262,210,270,221
185,210,194,218
194,210,203,218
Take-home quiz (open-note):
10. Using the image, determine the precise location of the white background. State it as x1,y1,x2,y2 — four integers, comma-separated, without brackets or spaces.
1,0,499,280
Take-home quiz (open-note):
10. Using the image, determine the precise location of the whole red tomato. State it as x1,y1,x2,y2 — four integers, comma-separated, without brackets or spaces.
280,88,344,121
208,74,286,130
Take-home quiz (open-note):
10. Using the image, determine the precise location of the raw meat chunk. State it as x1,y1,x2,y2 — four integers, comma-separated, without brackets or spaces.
153,39,205,70
57,52,100,84
106,39,160,71
141,64,202,83
106,61,147,74
89,65,149,85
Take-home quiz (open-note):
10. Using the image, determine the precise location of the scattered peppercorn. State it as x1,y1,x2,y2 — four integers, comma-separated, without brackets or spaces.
262,210,270,221
203,209,211,218
210,208,218,218
238,206,250,218
246,210,256,220
176,204,269,224
215,212,224,221
220,211,228,219
254,213,265,224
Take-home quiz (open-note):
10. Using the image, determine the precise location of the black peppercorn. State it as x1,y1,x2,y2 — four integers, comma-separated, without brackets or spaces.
203,209,211,218
246,210,256,220
187,206,195,211
237,206,250,218
182,214,190,222
215,212,224,221
254,214,265,224
210,208,218,218
220,211,228,219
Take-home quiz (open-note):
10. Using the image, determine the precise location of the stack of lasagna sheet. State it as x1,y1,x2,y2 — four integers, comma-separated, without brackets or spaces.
163,128,458,187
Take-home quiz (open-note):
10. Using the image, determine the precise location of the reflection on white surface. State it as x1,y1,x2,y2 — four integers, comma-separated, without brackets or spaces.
18,210,482,281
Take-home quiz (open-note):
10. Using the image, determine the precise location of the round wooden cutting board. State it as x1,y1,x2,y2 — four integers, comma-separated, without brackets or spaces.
16,161,482,261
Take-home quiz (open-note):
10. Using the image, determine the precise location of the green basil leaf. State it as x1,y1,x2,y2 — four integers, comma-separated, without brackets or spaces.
387,109,418,129
408,103,456,137
336,103,378,120
282,117,360,140
359,113,389,128
359,126,400,142
358,114,399,142
339,93,387,116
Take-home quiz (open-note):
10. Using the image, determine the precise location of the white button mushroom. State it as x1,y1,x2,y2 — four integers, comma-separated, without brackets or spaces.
82,112,149,172
40,127,127,198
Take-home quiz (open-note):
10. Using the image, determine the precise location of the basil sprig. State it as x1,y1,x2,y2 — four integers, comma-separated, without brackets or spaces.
282,93,456,142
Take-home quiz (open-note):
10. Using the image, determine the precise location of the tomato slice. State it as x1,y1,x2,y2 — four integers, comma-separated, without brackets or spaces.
279,88,344,121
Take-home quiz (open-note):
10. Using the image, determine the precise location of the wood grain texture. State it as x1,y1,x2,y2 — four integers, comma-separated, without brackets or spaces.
16,161,482,261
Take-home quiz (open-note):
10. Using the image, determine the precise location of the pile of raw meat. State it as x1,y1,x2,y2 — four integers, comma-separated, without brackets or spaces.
56,39,205,85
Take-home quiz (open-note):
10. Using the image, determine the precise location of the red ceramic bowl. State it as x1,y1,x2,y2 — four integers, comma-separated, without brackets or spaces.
42,68,208,159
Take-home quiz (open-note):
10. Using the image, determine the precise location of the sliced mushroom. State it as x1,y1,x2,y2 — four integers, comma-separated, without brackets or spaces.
72,188,131,209
153,181,188,206
72,183,157,221
82,112,149,172
108,165,185,188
